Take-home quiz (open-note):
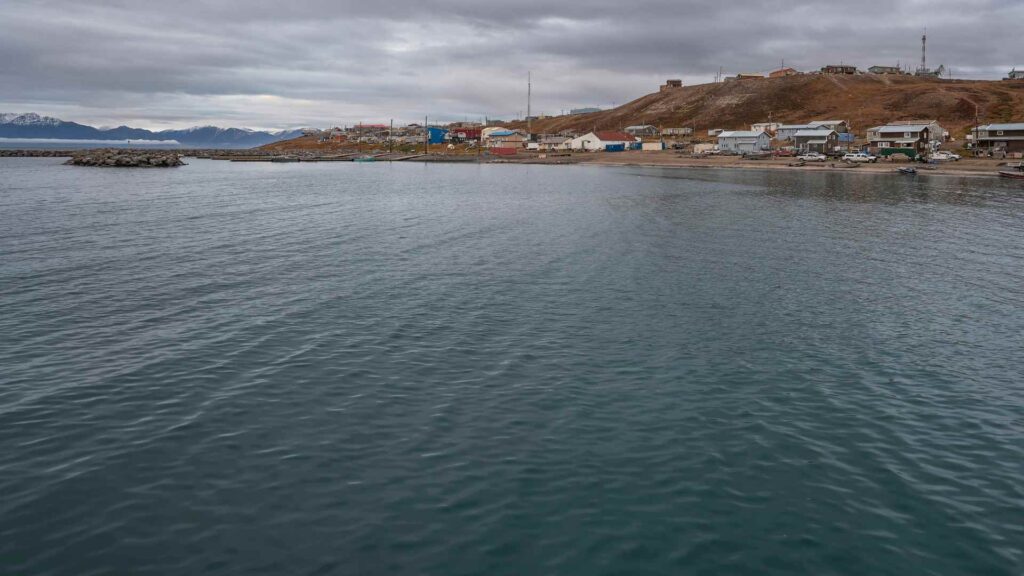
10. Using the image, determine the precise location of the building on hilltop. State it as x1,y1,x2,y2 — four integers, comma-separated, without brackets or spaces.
1005,68,1024,80
569,107,602,115
869,65,903,75
821,64,858,75
660,79,684,92
769,67,799,78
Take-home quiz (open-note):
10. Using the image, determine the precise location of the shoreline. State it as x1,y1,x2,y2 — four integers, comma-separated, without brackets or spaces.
3,148,1017,180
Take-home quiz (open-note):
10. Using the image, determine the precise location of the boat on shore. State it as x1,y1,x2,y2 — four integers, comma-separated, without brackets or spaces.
998,162,1024,179
897,167,917,175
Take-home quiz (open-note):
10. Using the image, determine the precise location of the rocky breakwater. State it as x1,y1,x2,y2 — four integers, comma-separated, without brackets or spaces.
64,149,185,167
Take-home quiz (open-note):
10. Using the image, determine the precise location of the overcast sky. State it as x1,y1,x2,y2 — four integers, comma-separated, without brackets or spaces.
1,0,1021,130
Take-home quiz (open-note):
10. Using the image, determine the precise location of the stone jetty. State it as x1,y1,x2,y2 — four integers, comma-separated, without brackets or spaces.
64,149,185,167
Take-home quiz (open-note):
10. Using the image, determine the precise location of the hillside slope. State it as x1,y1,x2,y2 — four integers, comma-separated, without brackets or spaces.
525,75,1024,137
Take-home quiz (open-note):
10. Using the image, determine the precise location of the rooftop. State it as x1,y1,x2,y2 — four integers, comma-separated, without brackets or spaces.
979,123,1024,131
718,130,766,138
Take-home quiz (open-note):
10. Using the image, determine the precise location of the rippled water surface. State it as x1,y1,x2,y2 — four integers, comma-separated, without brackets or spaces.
2,158,1024,575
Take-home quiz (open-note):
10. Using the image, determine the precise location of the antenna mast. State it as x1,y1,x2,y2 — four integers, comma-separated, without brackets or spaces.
527,71,532,135
920,30,927,73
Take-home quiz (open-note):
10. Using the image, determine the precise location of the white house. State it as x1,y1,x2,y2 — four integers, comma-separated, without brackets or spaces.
717,130,771,153
568,131,638,151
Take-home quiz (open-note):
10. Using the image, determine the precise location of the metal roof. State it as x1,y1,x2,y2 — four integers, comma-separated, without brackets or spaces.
878,125,930,133
979,123,1024,131
794,129,836,137
809,120,845,126
778,124,814,129
718,131,766,138
806,140,828,144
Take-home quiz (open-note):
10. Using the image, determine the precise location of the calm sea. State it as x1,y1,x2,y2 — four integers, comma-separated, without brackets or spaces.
2,158,1023,575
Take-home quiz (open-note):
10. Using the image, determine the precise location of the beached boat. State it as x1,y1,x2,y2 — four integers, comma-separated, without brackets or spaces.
897,167,917,175
353,156,376,162
998,170,1024,179
787,161,806,167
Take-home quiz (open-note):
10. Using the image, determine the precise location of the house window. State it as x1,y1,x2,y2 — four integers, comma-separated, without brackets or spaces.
904,132,912,138
997,130,1005,136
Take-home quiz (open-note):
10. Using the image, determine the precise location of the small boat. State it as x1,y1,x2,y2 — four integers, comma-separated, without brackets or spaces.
998,170,1024,179
897,167,917,175
787,161,806,167
353,156,376,162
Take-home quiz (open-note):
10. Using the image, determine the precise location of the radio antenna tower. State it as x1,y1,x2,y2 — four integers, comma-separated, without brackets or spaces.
527,71,532,135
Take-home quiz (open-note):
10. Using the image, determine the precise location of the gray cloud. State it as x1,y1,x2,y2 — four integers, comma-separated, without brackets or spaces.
1,0,1021,129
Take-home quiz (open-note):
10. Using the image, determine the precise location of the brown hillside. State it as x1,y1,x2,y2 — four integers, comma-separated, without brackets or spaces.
521,75,1024,137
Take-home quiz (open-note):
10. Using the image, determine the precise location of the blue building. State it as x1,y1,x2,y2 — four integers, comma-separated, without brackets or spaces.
428,127,448,144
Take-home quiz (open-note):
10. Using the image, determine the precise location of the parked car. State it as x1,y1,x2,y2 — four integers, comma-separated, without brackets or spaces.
842,152,878,163
796,152,828,162
930,151,961,161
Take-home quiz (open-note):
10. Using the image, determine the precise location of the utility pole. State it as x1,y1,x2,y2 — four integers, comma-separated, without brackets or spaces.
389,118,394,153
974,104,980,155
527,71,532,137
424,115,428,154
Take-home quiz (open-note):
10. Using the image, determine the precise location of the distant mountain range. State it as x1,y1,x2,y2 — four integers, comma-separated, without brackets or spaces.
0,113,306,148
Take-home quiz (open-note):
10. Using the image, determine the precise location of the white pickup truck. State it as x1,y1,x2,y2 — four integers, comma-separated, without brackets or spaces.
842,152,878,163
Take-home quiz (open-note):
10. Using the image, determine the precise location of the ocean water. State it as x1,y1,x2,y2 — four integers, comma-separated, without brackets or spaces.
1,158,1023,575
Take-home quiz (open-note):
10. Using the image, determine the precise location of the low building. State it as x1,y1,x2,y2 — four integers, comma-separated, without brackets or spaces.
751,122,781,135
662,127,693,136
716,131,771,153
427,127,449,144
536,136,571,151
660,79,684,92
568,131,638,151
821,64,857,75
869,65,902,75
485,130,525,149
569,107,602,115
1004,68,1024,80
973,123,1024,153
735,73,764,80
707,128,725,137
866,124,932,154
625,125,659,137
641,141,666,151
769,67,798,78
792,129,838,153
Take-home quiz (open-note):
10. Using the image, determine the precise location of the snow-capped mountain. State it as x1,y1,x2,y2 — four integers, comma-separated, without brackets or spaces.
0,113,307,148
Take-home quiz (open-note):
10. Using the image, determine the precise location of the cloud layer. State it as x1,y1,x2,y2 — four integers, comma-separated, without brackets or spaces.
2,0,1021,129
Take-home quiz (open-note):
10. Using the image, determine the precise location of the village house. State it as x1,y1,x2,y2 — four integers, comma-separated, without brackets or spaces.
625,125,659,137
568,131,638,152
973,123,1024,153
868,65,903,75
821,64,857,75
707,128,725,137
751,122,781,135
534,135,572,151
716,130,771,153
484,130,525,150
662,127,693,137
888,119,947,141
775,124,815,141
809,120,849,134
733,73,764,81
866,124,932,154
792,129,838,153
769,67,798,78
1006,68,1024,80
